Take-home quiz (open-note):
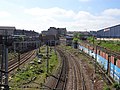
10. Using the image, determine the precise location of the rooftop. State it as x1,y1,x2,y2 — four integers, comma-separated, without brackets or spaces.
0,26,16,30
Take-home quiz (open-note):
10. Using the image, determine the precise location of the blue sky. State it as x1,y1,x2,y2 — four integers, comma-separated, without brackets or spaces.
0,0,120,33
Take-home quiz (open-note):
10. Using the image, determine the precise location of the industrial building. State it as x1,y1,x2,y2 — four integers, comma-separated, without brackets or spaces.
41,27,67,37
66,36,73,46
97,24,120,39
41,27,67,45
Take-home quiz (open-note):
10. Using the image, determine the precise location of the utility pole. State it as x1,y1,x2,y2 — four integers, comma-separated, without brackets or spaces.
39,41,41,53
0,43,5,86
18,51,20,69
46,40,49,74
113,58,117,78
93,35,95,45
95,45,97,73
4,36,9,89
4,30,9,90
107,54,111,75
14,42,16,54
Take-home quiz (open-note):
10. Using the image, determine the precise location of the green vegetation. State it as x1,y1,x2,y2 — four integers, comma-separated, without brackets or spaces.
8,52,18,61
103,83,120,90
98,40,120,52
87,37,120,52
73,32,83,42
9,46,58,90
73,32,83,39
49,51,58,73
103,86,111,90
87,36,96,44
113,83,120,90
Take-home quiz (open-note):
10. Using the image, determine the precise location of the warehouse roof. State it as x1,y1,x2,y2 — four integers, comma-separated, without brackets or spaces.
0,26,16,30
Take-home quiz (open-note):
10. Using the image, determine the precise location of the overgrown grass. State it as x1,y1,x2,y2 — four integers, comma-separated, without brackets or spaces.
49,51,58,74
87,37,120,52
99,41,120,52
9,46,58,90
9,57,42,89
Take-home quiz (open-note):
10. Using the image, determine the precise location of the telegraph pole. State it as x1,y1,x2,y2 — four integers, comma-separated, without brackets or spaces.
4,30,9,90
14,42,16,54
39,41,41,53
0,43,5,86
107,54,111,75
18,51,20,69
46,41,49,74
95,45,97,73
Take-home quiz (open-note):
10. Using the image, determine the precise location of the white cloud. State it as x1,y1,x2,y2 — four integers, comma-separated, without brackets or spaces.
24,7,120,31
102,8,120,16
0,11,11,17
24,7,75,18
1,7,120,32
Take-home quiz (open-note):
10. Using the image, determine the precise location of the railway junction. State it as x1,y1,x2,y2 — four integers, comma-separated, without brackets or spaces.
0,26,120,90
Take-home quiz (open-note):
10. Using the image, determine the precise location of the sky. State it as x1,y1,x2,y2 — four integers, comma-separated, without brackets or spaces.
0,0,120,33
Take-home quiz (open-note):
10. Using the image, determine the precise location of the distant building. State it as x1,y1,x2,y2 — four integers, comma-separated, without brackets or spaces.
79,31,91,36
42,35,59,46
14,29,39,37
48,27,58,36
14,29,40,41
90,31,97,37
66,36,73,46
41,27,67,45
42,27,58,36
41,31,48,35
41,27,67,36
0,26,16,36
57,28,67,36
97,24,120,39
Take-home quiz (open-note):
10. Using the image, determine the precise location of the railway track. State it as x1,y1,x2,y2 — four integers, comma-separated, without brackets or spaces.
53,48,68,90
65,51,88,90
8,50,36,72
43,48,68,90
8,51,32,66
56,46,90,90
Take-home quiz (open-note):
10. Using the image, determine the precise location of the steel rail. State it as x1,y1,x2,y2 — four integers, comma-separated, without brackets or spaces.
53,48,68,90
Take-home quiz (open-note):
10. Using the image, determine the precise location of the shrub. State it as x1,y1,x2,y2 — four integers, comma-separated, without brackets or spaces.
113,83,120,90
